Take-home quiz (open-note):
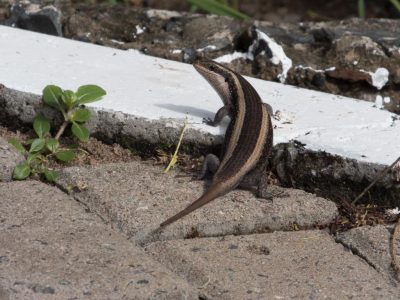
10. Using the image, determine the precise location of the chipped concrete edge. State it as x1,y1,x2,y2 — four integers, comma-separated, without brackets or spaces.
0,84,223,155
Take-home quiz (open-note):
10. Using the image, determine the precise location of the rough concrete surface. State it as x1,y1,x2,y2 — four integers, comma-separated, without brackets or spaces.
56,161,338,243
146,230,400,299
0,137,24,182
337,225,400,282
0,181,197,300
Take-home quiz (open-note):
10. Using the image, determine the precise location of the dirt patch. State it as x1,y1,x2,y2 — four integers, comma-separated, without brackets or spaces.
0,125,138,170
330,199,398,233
0,125,30,142
0,124,204,175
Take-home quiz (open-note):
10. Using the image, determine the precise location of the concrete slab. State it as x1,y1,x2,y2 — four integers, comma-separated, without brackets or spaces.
336,225,400,282
0,181,197,299
56,161,338,243
0,137,24,182
0,25,399,165
146,230,400,299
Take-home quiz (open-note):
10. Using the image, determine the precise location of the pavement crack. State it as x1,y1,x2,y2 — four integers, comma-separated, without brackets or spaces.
334,235,398,285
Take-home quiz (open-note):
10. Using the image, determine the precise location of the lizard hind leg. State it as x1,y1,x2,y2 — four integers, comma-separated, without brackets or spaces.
198,153,220,180
239,169,272,200
240,167,289,200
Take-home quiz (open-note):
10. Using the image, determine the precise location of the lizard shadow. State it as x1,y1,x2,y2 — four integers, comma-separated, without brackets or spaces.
156,103,230,132
155,103,214,119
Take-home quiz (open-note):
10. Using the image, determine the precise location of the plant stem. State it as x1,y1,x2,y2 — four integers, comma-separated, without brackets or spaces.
391,216,400,280
358,0,365,19
352,156,400,205
55,121,69,140
164,117,188,174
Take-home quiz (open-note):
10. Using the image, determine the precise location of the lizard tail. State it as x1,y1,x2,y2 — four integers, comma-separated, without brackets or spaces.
160,183,227,227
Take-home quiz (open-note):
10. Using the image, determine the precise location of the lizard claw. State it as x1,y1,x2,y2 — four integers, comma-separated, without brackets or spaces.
202,117,215,126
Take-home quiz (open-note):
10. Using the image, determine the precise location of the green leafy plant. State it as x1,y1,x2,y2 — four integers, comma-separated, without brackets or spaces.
188,0,249,20
11,84,106,182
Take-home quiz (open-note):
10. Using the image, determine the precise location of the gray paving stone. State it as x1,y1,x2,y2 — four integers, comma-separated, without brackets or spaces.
0,181,197,300
146,230,400,299
57,162,338,243
336,225,400,282
0,137,24,182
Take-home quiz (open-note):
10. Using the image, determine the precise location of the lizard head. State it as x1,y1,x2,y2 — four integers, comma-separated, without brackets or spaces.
193,58,233,106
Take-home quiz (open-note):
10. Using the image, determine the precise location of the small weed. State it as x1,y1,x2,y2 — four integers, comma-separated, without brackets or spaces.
10,84,106,182
164,117,189,173
188,0,249,20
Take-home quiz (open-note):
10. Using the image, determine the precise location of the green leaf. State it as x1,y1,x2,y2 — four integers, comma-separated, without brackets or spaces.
44,169,59,182
29,138,45,153
27,153,40,164
46,138,59,153
13,162,31,180
72,108,91,122
188,0,249,20
55,149,76,162
8,138,26,154
71,123,89,142
61,90,77,109
33,115,50,138
76,85,106,105
389,0,400,13
43,85,64,111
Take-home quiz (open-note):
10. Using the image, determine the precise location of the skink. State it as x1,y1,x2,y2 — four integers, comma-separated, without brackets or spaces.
160,59,273,227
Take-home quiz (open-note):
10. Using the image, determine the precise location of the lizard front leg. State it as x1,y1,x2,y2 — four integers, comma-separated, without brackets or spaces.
263,102,274,116
203,105,231,127
199,105,231,180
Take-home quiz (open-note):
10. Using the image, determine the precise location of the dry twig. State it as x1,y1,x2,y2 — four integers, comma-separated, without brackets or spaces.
352,156,400,205
391,216,400,280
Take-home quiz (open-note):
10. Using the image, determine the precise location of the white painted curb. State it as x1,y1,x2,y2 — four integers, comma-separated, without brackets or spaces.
0,25,398,165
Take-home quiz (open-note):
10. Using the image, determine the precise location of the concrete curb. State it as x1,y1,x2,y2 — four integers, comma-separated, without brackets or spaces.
2,84,399,206
0,137,24,182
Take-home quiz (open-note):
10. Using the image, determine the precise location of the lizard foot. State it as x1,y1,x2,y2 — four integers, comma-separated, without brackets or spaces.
256,186,289,200
202,117,217,126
